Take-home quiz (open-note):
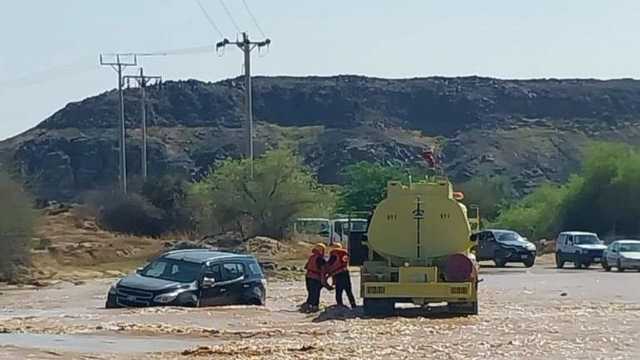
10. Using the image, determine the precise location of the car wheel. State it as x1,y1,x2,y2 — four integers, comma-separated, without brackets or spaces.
555,253,565,268
176,292,199,307
494,254,507,268
105,294,120,309
617,259,625,272
582,261,591,269
523,257,535,268
602,259,611,272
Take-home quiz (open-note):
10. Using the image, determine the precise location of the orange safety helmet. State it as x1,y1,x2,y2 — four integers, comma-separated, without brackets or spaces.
312,243,326,255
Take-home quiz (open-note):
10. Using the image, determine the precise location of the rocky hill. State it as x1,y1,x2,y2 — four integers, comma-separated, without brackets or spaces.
3,75,640,199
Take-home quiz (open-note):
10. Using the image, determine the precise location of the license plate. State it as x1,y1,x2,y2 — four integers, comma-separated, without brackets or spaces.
127,295,137,301
367,286,385,295
521,255,529,259
451,286,468,295
594,257,600,262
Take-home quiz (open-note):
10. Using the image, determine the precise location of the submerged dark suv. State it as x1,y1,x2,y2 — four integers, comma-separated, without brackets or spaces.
106,249,266,308
473,229,537,267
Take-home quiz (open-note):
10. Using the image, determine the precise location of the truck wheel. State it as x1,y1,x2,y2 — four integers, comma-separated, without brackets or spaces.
523,257,535,268
363,299,394,317
574,253,583,269
555,253,565,268
448,301,478,315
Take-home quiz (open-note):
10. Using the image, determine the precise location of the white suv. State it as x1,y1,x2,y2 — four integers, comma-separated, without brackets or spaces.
555,231,607,269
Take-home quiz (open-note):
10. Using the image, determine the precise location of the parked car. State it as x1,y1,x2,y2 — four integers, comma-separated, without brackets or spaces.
473,229,537,267
602,240,640,272
106,249,267,308
555,231,606,269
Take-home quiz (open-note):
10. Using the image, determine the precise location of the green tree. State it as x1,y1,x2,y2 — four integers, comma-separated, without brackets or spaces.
493,142,640,240
191,149,330,239
337,162,423,213
0,171,38,281
492,182,568,241
141,175,193,233
457,176,514,221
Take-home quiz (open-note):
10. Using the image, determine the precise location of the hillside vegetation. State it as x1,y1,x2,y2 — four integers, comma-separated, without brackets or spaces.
494,142,640,241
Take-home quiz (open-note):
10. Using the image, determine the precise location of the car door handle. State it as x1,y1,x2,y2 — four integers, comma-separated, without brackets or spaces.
242,284,250,288
220,288,227,293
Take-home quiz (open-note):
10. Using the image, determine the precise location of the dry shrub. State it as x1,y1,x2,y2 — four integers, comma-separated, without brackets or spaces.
0,171,38,281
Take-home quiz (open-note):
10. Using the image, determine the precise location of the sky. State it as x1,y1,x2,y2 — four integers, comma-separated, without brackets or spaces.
1,0,640,140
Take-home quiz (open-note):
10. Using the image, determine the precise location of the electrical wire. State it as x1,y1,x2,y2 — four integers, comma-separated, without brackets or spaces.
241,0,266,38
134,45,217,57
0,56,98,89
218,0,242,33
195,0,225,38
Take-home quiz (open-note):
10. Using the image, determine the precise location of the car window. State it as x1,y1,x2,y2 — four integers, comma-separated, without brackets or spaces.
221,263,245,281
141,259,202,283
619,243,640,252
206,264,221,280
248,262,263,276
144,260,167,277
566,235,573,245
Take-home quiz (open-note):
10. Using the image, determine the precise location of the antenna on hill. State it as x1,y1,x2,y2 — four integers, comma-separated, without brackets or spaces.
99,53,137,194
216,32,271,179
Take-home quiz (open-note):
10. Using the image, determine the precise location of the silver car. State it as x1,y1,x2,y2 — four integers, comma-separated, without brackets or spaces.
602,240,640,272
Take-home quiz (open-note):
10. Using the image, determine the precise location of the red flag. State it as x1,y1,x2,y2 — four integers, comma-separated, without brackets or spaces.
422,150,437,168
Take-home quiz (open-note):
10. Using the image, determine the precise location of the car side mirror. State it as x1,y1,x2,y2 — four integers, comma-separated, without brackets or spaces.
201,276,216,288
135,267,143,274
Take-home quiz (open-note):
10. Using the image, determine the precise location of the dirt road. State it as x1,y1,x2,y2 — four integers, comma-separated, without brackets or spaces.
1,259,639,359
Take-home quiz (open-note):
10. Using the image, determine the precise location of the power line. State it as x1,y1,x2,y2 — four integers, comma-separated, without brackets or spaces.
195,0,225,38
99,53,138,194
219,0,241,33
123,68,162,180
216,33,271,179
241,0,266,38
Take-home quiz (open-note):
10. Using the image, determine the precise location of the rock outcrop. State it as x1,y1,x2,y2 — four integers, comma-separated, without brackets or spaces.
3,75,640,199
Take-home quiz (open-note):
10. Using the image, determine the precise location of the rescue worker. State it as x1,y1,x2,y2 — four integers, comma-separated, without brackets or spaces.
325,243,357,309
302,243,327,312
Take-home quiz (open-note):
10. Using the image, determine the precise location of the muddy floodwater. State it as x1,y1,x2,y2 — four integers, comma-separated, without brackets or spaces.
1,258,639,359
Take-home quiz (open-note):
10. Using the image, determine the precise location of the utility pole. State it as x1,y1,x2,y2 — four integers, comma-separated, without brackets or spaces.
124,68,162,180
216,32,270,178
100,54,137,194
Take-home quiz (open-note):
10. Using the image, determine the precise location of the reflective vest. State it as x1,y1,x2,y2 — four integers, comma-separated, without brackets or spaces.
305,253,323,280
326,248,349,277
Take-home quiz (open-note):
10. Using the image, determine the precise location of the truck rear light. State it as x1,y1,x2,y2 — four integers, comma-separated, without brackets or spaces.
444,253,474,282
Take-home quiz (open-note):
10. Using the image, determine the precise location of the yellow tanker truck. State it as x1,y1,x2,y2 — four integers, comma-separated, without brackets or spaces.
348,176,480,316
